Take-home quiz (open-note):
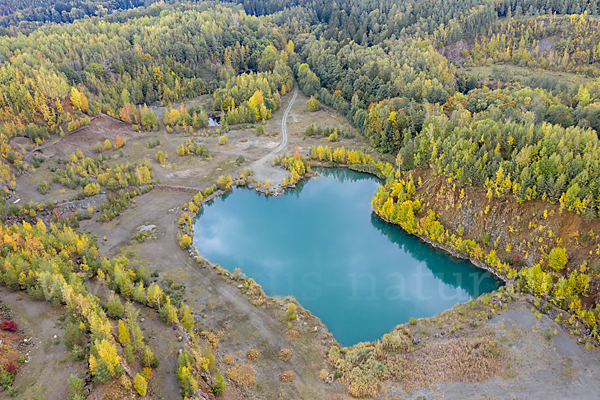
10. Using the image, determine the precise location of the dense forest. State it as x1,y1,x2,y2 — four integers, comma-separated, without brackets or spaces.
0,0,148,28
2,0,600,202
0,2,294,198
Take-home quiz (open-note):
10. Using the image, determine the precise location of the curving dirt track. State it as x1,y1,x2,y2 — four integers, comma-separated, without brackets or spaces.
274,84,298,154
250,84,298,182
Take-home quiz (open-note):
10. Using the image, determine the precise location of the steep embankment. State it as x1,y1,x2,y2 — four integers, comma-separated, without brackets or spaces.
412,168,600,303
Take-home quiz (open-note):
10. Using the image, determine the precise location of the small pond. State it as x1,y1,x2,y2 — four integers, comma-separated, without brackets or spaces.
193,168,503,346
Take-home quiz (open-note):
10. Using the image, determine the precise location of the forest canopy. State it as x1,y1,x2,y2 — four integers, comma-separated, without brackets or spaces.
1,0,600,209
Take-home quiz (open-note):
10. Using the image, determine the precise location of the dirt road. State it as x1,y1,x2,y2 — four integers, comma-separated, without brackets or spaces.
250,84,298,182
275,84,298,153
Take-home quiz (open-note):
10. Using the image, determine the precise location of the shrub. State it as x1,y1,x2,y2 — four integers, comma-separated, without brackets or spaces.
156,151,167,164
147,139,160,148
64,319,84,350
200,343,216,373
256,126,264,136
120,375,132,390
5,363,16,374
235,155,245,166
180,305,194,333
178,364,199,396
216,175,232,190
84,183,100,197
307,96,320,111
328,131,338,142
319,369,329,381
134,374,147,396
1,321,18,332
483,232,490,245
211,371,226,395
38,181,51,195
245,349,260,361
106,294,124,319
0,366,15,389
179,234,192,250
134,231,148,243
218,135,228,145
279,349,293,361
381,332,411,353
67,375,86,400
113,135,126,149
71,345,86,361
279,370,295,382
285,329,299,339
481,294,491,306
549,247,568,271
287,303,296,320
31,155,44,168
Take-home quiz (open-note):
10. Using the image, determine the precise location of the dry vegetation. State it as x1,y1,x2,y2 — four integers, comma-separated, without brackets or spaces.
279,370,295,383
319,369,330,381
245,349,260,361
226,363,256,390
285,329,299,339
278,348,293,361
401,330,502,390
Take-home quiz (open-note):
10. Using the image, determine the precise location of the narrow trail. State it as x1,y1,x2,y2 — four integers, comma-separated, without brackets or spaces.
250,84,298,182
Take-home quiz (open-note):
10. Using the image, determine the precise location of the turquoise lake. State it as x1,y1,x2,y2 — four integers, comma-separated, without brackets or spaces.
193,168,503,346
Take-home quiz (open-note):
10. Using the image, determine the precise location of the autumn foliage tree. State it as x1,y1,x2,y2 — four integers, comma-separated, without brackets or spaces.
307,96,320,111
70,87,89,113
549,248,568,271
113,135,126,149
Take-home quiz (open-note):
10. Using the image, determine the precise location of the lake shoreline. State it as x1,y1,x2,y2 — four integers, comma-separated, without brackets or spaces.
186,167,504,347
